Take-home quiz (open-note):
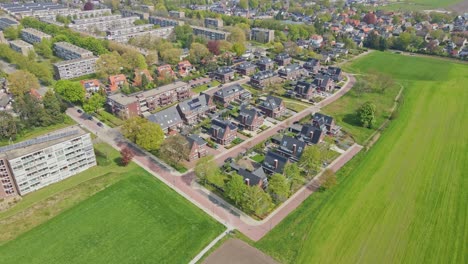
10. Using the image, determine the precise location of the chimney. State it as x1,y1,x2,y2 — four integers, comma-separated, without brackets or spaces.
213,129,217,138
245,178,250,186
309,131,313,138
292,144,297,154
274,159,278,169
243,115,247,124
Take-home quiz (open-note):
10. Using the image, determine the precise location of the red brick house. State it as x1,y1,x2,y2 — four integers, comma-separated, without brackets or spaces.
237,106,264,131
157,64,176,80
213,84,251,107
210,118,238,145
186,134,208,161
211,66,234,83
80,79,101,93
259,95,285,118
178,60,193,77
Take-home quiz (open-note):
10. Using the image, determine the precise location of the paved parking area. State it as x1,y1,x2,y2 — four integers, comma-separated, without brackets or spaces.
203,239,278,264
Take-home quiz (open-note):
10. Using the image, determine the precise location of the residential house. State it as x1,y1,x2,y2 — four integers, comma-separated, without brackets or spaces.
147,106,183,133
313,112,337,134
262,151,288,174
186,134,207,161
157,64,176,80
299,122,325,144
235,61,257,76
249,70,281,89
177,60,193,77
259,95,285,118
310,34,324,49
213,84,251,107
275,53,292,66
237,106,264,131
325,66,343,81
80,79,101,93
313,74,335,92
210,118,238,145
238,167,268,188
294,80,316,100
276,135,306,162
278,63,305,80
108,74,127,93
133,69,154,87
303,58,321,74
255,57,275,71
211,66,234,83
177,94,215,124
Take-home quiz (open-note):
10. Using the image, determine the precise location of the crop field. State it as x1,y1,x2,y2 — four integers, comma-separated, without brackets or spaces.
0,161,223,263
255,52,468,264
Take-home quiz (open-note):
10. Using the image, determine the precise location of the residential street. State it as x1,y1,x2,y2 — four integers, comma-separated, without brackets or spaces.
66,73,361,241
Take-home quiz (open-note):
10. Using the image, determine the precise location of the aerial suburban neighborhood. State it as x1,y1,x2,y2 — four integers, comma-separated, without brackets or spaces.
0,0,466,263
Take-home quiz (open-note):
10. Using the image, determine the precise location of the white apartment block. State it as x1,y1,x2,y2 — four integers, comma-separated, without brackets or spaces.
21,28,51,44
107,27,174,43
106,24,154,36
9,39,34,56
53,56,98,80
250,28,275,43
69,15,138,32
54,41,93,60
0,127,96,196
191,26,230,41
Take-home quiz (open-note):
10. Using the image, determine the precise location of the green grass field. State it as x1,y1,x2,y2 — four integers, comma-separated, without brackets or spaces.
255,52,468,263
0,144,223,263
380,0,463,10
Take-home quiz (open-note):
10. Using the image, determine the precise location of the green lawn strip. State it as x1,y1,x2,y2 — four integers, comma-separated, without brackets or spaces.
377,0,462,10
251,154,265,163
192,80,221,94
0,116,75,147
284,101,308,113
255,52,468,264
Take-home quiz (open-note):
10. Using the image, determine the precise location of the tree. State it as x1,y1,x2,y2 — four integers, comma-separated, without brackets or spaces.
122,50,147,70
273,42,284,53
84,1,94,10
145,51,158,65
194,155,219,184
231,42,246,56
96,52,123,78
53,80,85,104
120,147,134,166
207,40,221,55
3,26,21,40
358,101,376,128
135,121,164,151
13,93,46,127
7,70,39,97
283,162,302,191
244,186,272,216
238,0,248,9
300,145,322,177
249,0,259,9
218,40,233,53
34,39,53,59
174,25,193,49
160,48,182,65
159,135,190,164
42,90,64,125
227,27,247,44
268,173,289,203
189,42,210,64
83,93,105,113
225,173,248,206
319,169,337,190
122,116,147,142
0,112,18,140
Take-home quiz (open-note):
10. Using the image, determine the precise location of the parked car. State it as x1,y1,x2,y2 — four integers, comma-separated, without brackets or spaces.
224,157,233,163
77,109,83,113
87,115,93,120
97,122,103,127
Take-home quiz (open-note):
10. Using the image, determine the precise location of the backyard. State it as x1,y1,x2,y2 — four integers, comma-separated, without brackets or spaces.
0,143,224,263
255,52,468,263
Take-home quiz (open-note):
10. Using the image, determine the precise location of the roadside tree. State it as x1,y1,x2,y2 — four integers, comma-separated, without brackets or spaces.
300,145,322,177
53,80,85,104
120,147,134,166
159,135,190,164
268,173,290,203
7,70,39,97
357,101,376,128
194,155,219,185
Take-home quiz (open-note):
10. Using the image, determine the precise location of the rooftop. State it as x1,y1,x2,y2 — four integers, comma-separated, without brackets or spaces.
108,81,188,106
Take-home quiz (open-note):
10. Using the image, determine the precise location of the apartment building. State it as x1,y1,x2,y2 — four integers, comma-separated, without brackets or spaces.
21,28,51,44
149,15,184,27
0,17,19,30
9,40,34,56
106,24,154,36
54,42,93,60
250,28,275,43
107,27,174,43
53,56,98,80
191,26,230,40
69,15,138,32
169,10,185,19
205,17,223,28
0,3,68,19
0,126,96,197
107,81,190,119
121,9,149,20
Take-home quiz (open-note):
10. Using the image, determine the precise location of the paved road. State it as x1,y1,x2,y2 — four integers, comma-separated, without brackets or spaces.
66,73,361,241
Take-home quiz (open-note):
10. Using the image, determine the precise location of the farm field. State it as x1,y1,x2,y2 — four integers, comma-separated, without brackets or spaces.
255,52,468,264
0,149,223,263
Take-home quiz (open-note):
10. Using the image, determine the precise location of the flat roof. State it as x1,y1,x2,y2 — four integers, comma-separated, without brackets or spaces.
0,126,88,160
191,26,230,35
108,81,188,105
9,39,33,47
53,56,98,66
54,42,92,55
22,27,51,38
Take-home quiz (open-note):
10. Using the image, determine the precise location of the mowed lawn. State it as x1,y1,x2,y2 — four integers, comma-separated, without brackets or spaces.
381,0,463,10
256,52,468,263
0,170,224,263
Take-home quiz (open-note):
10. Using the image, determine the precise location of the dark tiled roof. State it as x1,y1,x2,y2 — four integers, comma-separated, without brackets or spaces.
251,70,276,81
313,112,334,127
238,167,267,186
300,124,324,144
263,151,288,174
275,53,291,60
238,106,261,126
279,63,302,74
214,84,244,98
147,106,182,130
177,94,211,114
256,57,273,65
211,118,237,139
186,134,206,148
216,66,234,74
236,61,257,70
261,95,283,110
278,135,306,160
